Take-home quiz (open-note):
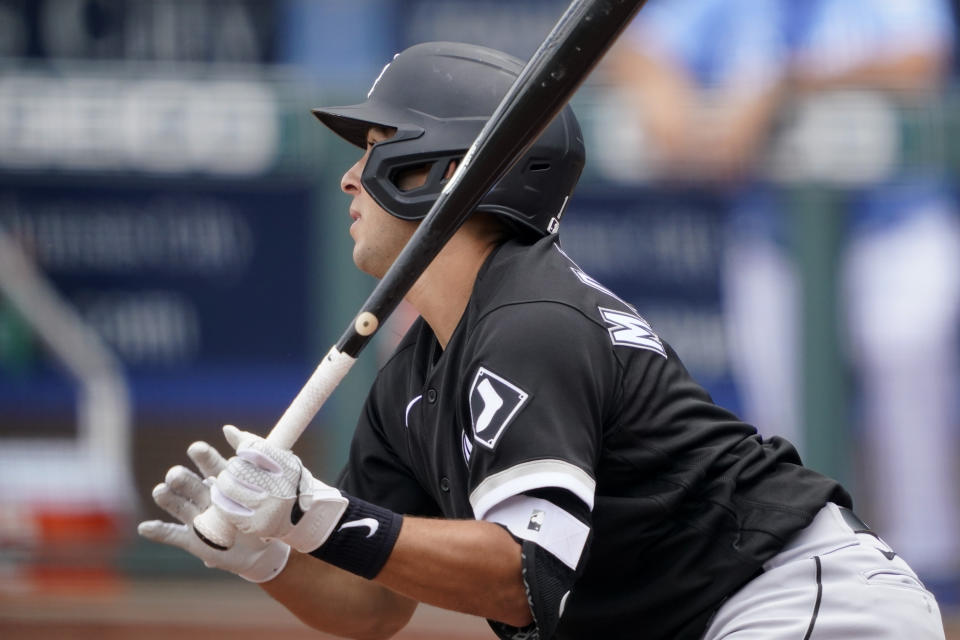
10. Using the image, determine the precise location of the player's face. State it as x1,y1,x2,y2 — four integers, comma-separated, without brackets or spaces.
340,127,419,278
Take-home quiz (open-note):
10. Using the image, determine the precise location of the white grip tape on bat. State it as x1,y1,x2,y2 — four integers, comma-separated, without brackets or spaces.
193,347,357,550
268,347,357,449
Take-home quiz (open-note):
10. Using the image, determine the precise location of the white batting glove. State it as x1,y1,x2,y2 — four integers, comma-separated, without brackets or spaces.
210,424,349,554
137,440,291,583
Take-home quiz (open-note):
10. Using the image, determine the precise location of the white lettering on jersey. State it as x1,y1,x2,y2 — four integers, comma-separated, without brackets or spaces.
468,367,529,451
598,306,667,358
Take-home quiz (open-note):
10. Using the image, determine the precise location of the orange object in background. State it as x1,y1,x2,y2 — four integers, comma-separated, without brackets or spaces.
0,504,128,596
33,508,121,543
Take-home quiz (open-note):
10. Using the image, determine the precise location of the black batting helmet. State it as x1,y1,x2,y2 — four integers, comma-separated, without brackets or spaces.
312,41,585,240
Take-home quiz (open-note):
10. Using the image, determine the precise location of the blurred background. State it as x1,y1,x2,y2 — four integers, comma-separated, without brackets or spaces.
1,0,959,637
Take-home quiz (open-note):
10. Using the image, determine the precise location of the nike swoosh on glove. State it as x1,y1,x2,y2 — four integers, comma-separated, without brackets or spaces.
210,424,349,553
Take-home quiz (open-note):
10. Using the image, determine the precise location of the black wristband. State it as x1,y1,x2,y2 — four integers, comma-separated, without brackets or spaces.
310,495,403,580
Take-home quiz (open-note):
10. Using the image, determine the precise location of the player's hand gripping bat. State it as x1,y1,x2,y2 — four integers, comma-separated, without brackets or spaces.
193,0,649,550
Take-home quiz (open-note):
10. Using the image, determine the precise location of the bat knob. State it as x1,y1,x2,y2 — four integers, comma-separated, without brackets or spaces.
193,505,236,550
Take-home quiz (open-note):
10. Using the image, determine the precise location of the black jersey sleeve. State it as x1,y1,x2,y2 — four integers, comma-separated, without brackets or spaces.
337,375,442,519
462,301,617,522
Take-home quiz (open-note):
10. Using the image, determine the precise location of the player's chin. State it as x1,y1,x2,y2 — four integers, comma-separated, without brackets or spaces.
352,247,387,279
351,246,366,272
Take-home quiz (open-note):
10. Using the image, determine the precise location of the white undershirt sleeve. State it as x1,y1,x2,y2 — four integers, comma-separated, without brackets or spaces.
482,494,591,571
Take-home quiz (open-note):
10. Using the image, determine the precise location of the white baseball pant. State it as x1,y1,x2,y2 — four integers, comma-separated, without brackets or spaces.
702,502,944,639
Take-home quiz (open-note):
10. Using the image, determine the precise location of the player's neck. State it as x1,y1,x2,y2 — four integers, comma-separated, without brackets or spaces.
405,233,498,350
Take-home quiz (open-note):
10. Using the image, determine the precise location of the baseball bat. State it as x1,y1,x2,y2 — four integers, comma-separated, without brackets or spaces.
193,0,648,549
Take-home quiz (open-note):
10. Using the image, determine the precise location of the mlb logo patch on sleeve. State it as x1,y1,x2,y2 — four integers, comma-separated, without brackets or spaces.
469,367,530,451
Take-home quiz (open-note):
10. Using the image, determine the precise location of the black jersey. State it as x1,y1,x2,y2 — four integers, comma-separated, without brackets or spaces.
338,235,851,640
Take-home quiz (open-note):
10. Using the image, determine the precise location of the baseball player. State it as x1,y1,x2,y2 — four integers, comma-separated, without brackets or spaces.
139,42,946,639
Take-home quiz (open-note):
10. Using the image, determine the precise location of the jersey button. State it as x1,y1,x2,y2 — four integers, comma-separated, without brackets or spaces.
426,388,438,403
439,476,450,492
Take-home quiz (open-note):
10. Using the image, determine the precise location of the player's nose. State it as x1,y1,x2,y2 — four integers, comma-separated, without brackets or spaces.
341,157,363,195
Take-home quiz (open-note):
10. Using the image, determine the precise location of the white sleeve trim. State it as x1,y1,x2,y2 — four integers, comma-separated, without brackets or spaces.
469,459,596,520
484,495,590,571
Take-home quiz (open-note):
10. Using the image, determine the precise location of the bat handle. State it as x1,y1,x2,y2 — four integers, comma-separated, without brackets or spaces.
192,346,357,550
193,505,235,550
265,346,357,450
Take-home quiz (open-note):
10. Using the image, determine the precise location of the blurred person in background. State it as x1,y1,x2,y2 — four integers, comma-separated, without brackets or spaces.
793,0,960,601
614,0,960,600
611,0,799,444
